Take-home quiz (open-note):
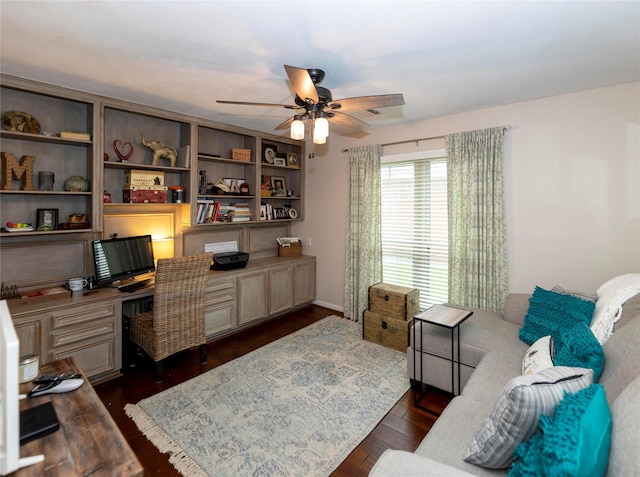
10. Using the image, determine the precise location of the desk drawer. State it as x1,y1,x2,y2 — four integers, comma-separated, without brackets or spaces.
50,302,117,329
51,317,115,348
206,276,236,294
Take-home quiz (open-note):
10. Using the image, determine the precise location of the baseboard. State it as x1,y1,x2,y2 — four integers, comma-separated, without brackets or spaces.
312,300,343,312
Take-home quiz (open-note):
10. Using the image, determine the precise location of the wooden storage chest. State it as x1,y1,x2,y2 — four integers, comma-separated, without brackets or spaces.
363,310,410,352
122,185,168,203
369,282,420,321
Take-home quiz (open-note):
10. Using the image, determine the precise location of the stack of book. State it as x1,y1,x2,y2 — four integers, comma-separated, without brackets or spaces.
232,203,251,222
196,200,220,223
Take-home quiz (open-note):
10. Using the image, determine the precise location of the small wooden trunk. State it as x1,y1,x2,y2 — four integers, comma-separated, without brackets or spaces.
122,185,168,203
363,310,410,352
369,282,420,321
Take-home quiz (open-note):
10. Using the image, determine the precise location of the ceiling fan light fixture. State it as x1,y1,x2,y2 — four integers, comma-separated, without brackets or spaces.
313,123,327,144
314,115,329,139
291,116,305,140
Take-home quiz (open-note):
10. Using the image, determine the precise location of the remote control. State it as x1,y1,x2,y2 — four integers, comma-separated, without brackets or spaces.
29,379,84,398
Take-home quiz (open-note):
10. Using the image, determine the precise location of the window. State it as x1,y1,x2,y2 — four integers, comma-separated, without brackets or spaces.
380,150,448,308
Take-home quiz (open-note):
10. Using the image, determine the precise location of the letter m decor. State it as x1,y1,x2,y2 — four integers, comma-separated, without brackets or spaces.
1,152,35,190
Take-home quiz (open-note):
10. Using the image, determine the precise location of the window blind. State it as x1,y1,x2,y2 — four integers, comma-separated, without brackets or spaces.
380,156,448,308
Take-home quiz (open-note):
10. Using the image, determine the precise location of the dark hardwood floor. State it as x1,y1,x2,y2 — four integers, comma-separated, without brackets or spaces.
94,304,452,476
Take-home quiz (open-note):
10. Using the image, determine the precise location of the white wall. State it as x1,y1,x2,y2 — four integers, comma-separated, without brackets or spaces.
293,82,640,311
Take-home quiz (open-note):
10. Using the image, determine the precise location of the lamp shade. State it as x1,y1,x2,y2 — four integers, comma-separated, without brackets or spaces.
313,126,327,144
314,116,329,139
290,117,304,140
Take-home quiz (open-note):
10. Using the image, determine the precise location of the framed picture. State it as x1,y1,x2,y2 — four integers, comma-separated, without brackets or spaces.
274,155,287,167
270,176,287,196
36,208,58,230
286,152,299,168
262,144,276,164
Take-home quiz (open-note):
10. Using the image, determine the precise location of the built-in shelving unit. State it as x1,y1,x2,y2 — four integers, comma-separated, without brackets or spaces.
0,80,97,237
0,74,306,293
101,104,192,207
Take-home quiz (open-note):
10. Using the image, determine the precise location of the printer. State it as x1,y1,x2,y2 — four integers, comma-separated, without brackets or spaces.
211,251,249,271
207,241,249,271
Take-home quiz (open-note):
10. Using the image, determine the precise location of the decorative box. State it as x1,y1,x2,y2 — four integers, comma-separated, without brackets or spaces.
122,185,168,203
369,282,420,321
124,169,165,187
231,149,252,162
278,242,302,257
363,310,410,352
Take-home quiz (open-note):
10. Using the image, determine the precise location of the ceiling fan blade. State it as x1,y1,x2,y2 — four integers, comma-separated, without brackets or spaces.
284,65,319,104
327,94,405,113
217,100,298,109
275,116,294,131
328,111,370,131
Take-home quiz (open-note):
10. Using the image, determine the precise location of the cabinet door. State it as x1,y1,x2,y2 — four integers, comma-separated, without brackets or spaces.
293,260,316,307
12,314,44,359
268,266,293,315
237,271,267,325
49,300,121,381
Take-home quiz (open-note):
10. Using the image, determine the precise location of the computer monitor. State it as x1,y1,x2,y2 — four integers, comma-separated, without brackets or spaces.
91,235,155,287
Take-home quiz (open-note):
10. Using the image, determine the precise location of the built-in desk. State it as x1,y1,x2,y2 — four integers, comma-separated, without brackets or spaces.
8,255,316,383
16,357,143,477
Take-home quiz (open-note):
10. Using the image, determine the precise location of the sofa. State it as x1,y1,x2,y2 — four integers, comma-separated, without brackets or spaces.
370,275,640,476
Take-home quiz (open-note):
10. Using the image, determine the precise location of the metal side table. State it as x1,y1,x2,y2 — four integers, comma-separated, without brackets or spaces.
412,305,473,413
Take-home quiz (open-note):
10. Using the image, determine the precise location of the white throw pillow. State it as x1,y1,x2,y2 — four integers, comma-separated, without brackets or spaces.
522,335,554,375
590,273,640,344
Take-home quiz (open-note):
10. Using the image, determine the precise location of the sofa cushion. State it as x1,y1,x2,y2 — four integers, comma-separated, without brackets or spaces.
511,384,611,477
552,285,598,302
599,316,640,406
607,374,640,476
463,367,594,469
416,395,510,476
553,321,605,381
519,286,595,345
521,335,554,375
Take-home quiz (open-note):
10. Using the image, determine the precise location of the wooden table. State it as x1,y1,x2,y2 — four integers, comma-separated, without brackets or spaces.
16,357,143,477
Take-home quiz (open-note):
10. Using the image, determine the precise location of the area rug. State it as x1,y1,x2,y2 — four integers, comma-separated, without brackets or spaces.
125,315,408,477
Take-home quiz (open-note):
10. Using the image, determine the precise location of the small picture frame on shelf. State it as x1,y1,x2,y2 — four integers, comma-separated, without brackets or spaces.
36,208,58,230
270,176,287,197
274,155,287,167
262,145,276,164
286,152,299,168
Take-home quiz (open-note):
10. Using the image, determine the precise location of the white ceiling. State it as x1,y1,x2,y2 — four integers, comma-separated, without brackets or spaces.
1,1,639,139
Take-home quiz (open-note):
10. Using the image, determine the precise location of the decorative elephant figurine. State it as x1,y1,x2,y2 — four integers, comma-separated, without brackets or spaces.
140,132,177,167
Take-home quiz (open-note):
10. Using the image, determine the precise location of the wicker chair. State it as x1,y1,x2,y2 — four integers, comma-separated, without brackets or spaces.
129,252,212,382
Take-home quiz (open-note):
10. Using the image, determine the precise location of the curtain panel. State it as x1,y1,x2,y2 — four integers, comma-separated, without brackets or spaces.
344,145,383,321
446,127,508,312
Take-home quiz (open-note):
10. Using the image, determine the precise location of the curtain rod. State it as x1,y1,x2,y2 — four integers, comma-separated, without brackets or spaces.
341,134,445,153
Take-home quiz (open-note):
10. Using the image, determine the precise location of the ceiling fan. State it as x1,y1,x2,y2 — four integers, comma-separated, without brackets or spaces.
217,65,405,144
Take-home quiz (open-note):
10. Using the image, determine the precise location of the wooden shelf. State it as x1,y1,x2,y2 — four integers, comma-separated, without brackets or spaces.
0,190,92,196
103,161,190,173
0,130,92,146
0,228,92,238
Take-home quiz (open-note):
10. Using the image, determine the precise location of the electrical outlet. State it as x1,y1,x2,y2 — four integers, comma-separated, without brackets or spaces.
306,237,312,247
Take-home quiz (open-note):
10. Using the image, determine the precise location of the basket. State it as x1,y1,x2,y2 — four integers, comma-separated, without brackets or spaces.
231,149,251,162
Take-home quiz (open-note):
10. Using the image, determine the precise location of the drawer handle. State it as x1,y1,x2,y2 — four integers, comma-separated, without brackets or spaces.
381,321,388,330
384,295,390,302
410,299,416,305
